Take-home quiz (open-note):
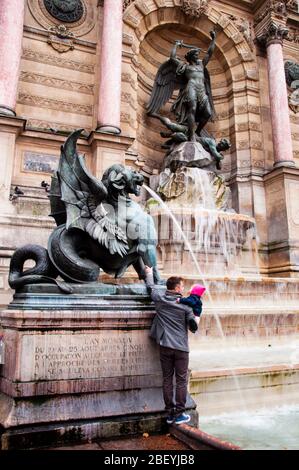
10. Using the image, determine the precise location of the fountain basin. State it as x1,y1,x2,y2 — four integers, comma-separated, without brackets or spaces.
189,365,299,417
148,207,259,276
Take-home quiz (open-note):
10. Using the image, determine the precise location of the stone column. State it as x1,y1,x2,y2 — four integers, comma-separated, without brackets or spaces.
97,0,123,134
258,23,295,168
0,0,25,116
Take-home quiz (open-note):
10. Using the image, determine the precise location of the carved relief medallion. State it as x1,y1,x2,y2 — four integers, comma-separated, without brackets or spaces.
180,0,209,18
28,1,94,37
43,0,84,23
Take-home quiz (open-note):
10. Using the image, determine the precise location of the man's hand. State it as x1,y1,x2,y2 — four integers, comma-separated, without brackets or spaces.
144,266,153,275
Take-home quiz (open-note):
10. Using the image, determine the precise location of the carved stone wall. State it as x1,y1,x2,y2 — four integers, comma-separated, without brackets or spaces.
12,0,98,188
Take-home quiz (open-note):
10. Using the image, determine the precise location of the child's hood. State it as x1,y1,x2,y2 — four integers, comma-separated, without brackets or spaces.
190,284,206,296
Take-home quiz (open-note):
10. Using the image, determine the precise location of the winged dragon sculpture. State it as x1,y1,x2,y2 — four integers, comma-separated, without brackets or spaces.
9,130,161,293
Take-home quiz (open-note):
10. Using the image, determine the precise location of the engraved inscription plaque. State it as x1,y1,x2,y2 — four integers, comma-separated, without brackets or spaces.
23,151,59,174
20,332,160,381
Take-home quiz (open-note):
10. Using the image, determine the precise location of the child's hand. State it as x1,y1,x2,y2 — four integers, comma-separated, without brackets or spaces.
176,298,180,303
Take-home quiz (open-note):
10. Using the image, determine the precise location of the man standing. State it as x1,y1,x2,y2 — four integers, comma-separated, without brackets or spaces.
145,266,198,425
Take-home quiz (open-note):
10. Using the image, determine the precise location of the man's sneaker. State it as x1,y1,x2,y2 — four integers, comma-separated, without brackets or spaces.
166,416,175,424
175,413,191,425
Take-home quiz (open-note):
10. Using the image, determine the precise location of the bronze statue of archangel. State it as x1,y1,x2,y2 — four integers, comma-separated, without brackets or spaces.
147,30,217,142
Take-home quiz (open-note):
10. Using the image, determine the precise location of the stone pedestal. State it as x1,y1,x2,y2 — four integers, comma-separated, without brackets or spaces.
162,141,213,172
264,166,299,277
88,131,134,178
0,284,197,449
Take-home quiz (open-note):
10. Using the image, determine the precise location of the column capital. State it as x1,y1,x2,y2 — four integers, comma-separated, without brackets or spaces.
257,21,289,48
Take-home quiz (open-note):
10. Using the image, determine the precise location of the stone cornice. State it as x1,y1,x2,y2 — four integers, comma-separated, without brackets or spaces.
254,0,288,24
23,25,97,50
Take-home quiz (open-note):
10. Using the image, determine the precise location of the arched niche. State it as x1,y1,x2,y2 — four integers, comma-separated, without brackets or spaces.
122,2,256,173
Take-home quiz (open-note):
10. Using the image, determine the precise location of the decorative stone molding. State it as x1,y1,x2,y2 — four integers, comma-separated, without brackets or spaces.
18,93,93,116
257,21,289,47
26,118,92,134
123,12,139,28
286,0,299,14
123,0,135,11
20,71,94,95
254,0,288,26
22,48,95,73
225,14,254,51
47,24,76,53
134,1,151,16
123,1,254,67
121,112,130,123
121,111,136,128
123,33,134,46
180,0,209,18
286,26,299,43
121,91,136,109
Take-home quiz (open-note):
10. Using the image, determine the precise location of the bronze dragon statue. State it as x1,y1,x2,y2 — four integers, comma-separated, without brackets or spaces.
9,130,161,293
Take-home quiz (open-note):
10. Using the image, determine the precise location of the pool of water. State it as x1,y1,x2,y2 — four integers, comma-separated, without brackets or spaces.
199,405,299,450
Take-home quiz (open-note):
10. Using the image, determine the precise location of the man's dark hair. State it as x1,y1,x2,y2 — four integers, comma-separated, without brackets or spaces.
166,276,184,291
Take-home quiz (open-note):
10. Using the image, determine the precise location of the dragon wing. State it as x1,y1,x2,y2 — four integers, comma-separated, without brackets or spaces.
53,129,129,257
147,59,185,115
